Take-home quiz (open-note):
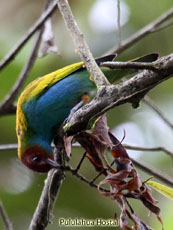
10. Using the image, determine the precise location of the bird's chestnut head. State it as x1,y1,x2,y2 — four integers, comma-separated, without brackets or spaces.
21,146,59,173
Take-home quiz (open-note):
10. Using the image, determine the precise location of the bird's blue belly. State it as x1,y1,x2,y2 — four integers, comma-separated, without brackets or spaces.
23,69,95,141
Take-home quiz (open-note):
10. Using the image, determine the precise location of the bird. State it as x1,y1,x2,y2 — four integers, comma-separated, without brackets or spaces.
16,53,158,173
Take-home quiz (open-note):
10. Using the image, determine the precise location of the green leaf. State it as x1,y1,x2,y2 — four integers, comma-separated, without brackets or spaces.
146,180,173,200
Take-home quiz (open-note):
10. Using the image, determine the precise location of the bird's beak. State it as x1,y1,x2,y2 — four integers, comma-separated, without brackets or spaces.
46,158,60,169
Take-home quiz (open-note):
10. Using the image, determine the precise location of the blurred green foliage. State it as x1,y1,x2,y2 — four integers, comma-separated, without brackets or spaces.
0,0,173,229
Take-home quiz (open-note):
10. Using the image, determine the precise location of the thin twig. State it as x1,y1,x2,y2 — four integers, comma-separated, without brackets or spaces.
0,144,18,151
64,157,173,193
108,7,173,54
0,0,57,71
131,158,173,187
143,96,173,129
117,0,121,47
1,143,173,159
0,143,172,194
152,20,173,33
57,0,110,87
0,201,13,230
89,161,115,184
74,151,87,173
100,61,158,71
64,165,109,193
124,144,173,158
0,30,43,110
89,169,105,184
0,0,56,113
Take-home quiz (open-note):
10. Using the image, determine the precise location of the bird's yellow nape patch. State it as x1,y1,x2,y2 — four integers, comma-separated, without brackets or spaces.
19,61,84,104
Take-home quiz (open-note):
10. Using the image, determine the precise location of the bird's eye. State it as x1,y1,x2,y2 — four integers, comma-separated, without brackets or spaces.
32,156,41,163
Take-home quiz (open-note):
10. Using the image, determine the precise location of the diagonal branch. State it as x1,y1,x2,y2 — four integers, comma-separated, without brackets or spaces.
64,165,109,192
0,104,16,116
131,158,173,187
64,54,173,136
65,160,173,191
109,7,173,54
143,96,173,129
0,0,55,113
0,0,57,71
0,7,173,115
0,201,13,230
0,30,43,110
57,0,110,87
29,168,65,230
29,130,65,230
1,3,173,230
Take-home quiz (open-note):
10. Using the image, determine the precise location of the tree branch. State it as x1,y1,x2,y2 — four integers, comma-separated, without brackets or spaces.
64,165,110,193
143,96,173,129
0,0,56,114
117,0,121,47
72,142,173,160
0,104,16,116
131,158,173,187
29,167,65,230
0,0,57,71
65,160,173,191
100,60,158,71
1,143,173,159
108,7,173,54
0,201,13,230
1,7,173,116
57,0,110,87
124,144,173,158
0,144,18,151
0,30,43,110
29,129,65,230
1,3,173,230
64,54,173,135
